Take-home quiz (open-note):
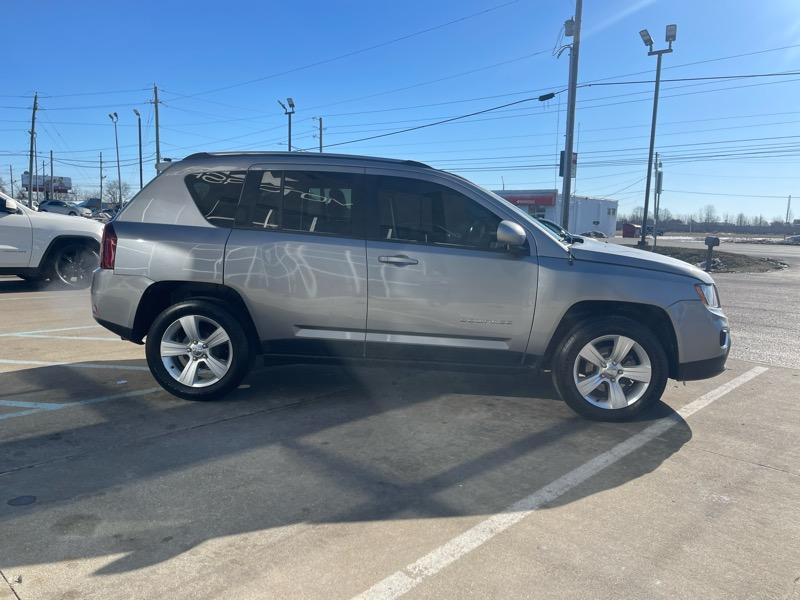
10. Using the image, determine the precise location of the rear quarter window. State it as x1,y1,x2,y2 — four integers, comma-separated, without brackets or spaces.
184,171,246,226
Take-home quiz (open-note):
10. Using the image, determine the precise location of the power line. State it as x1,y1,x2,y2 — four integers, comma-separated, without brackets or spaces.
663,189,791,199
165,0,521,100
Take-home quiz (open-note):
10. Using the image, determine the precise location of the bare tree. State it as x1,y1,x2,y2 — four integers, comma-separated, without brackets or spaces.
0,177,7,194
735,213,747,227
703,204,718,224
630,206,644,224
103,179,131,206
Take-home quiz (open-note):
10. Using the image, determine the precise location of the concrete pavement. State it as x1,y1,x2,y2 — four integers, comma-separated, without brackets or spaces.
0,277,798,599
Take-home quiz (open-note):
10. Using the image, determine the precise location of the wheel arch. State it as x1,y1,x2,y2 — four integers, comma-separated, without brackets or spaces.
542,300,679,379
131,281,260,353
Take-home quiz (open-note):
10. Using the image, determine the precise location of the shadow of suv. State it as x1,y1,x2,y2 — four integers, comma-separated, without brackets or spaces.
91,152,729,420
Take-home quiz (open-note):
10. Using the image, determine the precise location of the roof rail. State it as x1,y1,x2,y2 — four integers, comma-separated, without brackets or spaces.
180,151,432,169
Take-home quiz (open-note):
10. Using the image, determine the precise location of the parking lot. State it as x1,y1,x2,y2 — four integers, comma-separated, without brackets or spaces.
1,262,799,600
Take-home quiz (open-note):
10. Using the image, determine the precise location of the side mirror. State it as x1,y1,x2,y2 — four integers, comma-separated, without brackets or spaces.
2,197,19,213
497,220,526,247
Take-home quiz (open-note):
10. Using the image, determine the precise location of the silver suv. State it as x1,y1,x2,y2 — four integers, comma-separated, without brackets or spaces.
91,152,729,420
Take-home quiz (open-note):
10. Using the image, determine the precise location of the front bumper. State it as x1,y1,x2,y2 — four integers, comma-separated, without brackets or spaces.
668,299,730,381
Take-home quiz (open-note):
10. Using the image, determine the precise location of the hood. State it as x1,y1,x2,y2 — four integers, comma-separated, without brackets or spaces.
26,207,104,241
571,240,713,283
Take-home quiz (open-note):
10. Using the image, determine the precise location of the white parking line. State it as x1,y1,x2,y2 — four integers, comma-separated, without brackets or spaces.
0,294,72,302
0,325,100,337
353,366,769,600
0,358,149,371
0,387,161,422
11,334,118,342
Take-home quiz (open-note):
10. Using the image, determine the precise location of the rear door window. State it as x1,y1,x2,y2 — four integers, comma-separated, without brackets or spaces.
185,171,246,226
242,170,358,237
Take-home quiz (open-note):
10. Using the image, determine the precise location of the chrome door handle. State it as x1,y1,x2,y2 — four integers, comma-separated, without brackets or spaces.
378,255,419,266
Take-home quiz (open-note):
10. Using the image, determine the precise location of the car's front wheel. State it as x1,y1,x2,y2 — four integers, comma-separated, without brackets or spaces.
552,316,668,421
145,300,252,401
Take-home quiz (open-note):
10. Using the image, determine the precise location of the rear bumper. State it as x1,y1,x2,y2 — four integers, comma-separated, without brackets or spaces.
91,269,152,343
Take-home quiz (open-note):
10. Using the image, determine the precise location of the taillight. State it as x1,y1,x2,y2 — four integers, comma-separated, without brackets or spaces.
100,223,117,269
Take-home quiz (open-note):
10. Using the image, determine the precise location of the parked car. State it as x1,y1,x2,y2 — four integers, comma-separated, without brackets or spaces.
534,217,585,244
580,230,608,239
0,191,103,287
91,152,730,421
38,199,92,218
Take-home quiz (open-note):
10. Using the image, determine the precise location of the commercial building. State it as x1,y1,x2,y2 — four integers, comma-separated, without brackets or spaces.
493,189,618,237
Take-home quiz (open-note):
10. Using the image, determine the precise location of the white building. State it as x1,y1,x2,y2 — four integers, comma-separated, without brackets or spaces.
493,189,618,238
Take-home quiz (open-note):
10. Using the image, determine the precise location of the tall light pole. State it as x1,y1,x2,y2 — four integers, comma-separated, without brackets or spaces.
638,24,676,247
278,97,295,151
108,112,122,209
133,108,143,190
559,0,582,231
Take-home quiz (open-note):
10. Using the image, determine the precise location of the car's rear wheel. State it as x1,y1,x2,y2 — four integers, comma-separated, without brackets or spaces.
145,300,252,401
47,242,99,288
552,316,668,421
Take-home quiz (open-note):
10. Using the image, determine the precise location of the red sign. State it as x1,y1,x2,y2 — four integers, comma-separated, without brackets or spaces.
499,191,556,206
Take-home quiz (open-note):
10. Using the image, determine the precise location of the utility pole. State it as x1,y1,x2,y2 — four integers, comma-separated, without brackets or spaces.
99,152,104,205
278,98,296,151
653,153,662,248
42,160,46,200
133,108,143,189
109,112,122,209
559,0,582,231
787,195,793,224
9,165,13,197
153,84,161,168
27,93,38,207
318,117,323,152
637,24,676,247
49,150,54,200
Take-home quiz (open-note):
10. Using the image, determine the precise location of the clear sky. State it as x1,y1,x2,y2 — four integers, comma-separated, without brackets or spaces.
3,0,800,220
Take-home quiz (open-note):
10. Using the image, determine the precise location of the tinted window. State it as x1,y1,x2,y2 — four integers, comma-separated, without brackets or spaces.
377,177,502,250
185,171,246,226
245,170,356,236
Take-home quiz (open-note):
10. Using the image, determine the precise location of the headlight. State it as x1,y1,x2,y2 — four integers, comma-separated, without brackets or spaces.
694,283,720,308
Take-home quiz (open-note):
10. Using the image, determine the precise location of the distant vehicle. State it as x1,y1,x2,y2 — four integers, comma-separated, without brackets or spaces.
0,191,102,287
646,225,665,236
92,151,730,422
580,230,608,239
786,235,800,244
77,197,117,214
38,199,92,218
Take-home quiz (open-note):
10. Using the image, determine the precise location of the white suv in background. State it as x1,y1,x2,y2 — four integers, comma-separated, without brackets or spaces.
0,192,103,287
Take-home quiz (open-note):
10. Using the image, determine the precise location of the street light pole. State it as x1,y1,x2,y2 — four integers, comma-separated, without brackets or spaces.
638,24,676,248
559,0,582,231
278,98,296,151
108,112,122,209
133,109,143,190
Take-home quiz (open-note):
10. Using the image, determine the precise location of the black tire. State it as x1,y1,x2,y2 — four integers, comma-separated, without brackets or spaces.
551,316,668,421
68,211,77,216
45,242,99,288
145,300,252,401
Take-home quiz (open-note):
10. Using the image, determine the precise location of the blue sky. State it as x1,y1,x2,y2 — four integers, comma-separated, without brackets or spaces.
3,0,800,219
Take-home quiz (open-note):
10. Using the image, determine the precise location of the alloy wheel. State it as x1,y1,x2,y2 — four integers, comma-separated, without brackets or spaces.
160,315,233,388
572,335,652,409
55,246,99,285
